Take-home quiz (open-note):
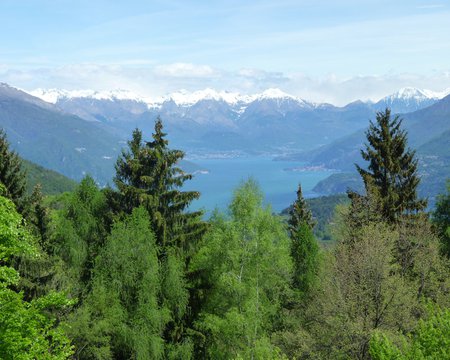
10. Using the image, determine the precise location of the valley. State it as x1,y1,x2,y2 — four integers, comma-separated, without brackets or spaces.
0,82,449,210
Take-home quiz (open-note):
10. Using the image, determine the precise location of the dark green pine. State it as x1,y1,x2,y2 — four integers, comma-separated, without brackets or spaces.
0,128,27,212
287,184,319,295
113,117,207,252
356,108,426,222
288,183,315,236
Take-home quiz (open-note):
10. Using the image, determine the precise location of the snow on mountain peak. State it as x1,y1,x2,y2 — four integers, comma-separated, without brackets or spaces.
28,86,310,108
156,88,249,106
27,86,450,110
258,88,296,100
395,87,428,99
384,87,450,102
29,88,148,104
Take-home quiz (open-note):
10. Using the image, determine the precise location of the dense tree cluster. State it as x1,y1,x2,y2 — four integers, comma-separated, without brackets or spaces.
0,110,449,359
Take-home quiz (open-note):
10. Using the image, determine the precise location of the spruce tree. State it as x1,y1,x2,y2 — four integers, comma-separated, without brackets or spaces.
29,184,49,247
288,184,315,235
287,184,319,295
111,118,207,356
356,108,426,222
113,117,206,251
0,128,27,212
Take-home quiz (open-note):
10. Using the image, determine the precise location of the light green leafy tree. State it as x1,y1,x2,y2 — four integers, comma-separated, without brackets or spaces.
191,180,292,359
50,176,109,297
0,186,73,359
299,223,417,359
67,207,168,360
370,305,450,360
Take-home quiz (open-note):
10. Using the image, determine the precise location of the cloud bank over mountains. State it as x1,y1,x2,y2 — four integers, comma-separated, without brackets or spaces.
1,63,449,106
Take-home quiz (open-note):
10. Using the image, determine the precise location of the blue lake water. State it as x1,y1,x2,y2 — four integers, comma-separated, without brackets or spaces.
183,156,336,214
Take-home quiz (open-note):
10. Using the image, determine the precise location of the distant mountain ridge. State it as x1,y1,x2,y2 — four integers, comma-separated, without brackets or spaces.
0,83,124,184
2,81,448,197
23,85,449,154
29,86,450,111
29,87,314,109
302,95,450,200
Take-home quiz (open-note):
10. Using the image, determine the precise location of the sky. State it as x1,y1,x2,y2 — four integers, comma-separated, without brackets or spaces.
1,0,449,105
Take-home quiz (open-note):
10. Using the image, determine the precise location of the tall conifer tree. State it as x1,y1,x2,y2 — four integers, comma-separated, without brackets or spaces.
111,118,207,356
0,129,26,212
113,117,206,251
356,108,426,222
288,184,319,295
288,184,315,235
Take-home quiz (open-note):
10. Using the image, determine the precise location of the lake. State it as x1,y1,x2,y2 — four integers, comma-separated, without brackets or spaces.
183,155,336,214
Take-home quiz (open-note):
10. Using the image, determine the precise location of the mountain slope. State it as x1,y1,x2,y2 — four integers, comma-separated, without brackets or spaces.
23,159,77,195
373,87,445,113
0,83,124,184
32,87,377,153
288,94,450,170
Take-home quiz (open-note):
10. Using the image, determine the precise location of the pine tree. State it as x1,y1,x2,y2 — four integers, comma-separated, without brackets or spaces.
356,108,426,222
288,184,315,235
287,184,319,295
111,118,207,356
113,117,206,251
29,184,49,247
0,128,27,212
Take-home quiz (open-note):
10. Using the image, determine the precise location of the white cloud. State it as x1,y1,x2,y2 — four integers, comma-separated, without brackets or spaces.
1,63,450,106
153,63,218,78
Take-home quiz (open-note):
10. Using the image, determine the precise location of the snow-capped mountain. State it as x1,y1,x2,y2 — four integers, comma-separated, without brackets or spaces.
374,87,450,113
30,88,150,104
29,87,312,109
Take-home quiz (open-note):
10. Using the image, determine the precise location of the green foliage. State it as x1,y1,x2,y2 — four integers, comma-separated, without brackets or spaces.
0,128,27,211
112,119,206,250
286,184,320,296
288,183,315,233
307,193,350,240
50,176,109,297
22,158,77,195
68,207,166,359
290,223,320,295
191,179,292,359
0,194,73,359
302,223,417,359
356,108,426,222
281,194,350,240
28,184,49,245
110,120,207,355
370,305,450,360
433,181,450,257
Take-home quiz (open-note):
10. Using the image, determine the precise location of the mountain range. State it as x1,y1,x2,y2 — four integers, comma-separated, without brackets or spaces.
1,82,449,198
26,86,449,153
302,95,450,201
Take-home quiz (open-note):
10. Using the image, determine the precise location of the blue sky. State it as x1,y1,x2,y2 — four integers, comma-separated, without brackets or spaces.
1,0,449,104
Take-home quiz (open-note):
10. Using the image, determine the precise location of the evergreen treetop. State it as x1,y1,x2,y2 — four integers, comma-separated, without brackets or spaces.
0,129,27,212
112,117,207,251
288,184,315,235
356,108,426,222
287,183,319,296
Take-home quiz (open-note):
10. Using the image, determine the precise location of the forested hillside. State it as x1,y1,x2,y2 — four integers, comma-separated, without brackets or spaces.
22,159,77,195
0,111,449,359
